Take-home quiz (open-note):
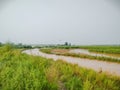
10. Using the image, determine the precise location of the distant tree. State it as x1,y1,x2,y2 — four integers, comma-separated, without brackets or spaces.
23,45,32,49
64,42,68,46
17,43,23,48
0,42,2,46
69,43,71,46
18,43,22,46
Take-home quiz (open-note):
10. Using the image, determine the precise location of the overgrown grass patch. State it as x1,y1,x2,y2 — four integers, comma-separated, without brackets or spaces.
0,45,120,90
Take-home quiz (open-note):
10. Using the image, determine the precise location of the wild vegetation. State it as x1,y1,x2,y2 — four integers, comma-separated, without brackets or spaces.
0,44,120,90
40,48,120,63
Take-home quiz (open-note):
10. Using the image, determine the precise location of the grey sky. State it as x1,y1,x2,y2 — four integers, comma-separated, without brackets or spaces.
0,0,120,45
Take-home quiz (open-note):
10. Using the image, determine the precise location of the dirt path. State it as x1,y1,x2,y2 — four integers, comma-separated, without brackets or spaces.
23,48,120,76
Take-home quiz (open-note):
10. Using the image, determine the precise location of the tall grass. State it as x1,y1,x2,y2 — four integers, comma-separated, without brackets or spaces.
0,45,120,90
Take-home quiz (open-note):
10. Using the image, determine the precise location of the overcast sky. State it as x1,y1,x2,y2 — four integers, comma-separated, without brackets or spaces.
0,0,120,45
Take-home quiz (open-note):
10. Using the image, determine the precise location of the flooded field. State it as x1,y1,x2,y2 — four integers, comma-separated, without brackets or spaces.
23,49,120,76
69,49,120,60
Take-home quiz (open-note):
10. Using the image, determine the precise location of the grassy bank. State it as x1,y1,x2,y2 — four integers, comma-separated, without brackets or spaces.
74,46,120,55
40,48,120,63
0,45,120,90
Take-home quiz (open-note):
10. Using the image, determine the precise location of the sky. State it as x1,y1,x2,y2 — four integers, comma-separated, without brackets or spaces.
0,0,120,45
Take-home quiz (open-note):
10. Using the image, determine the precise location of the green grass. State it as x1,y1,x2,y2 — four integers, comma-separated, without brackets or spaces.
77,45,120,54
40,48,120,63
0,45,120,90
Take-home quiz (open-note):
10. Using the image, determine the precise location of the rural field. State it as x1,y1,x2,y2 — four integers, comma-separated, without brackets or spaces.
0,44,120,90
1,0,120,90
40,45,120,63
